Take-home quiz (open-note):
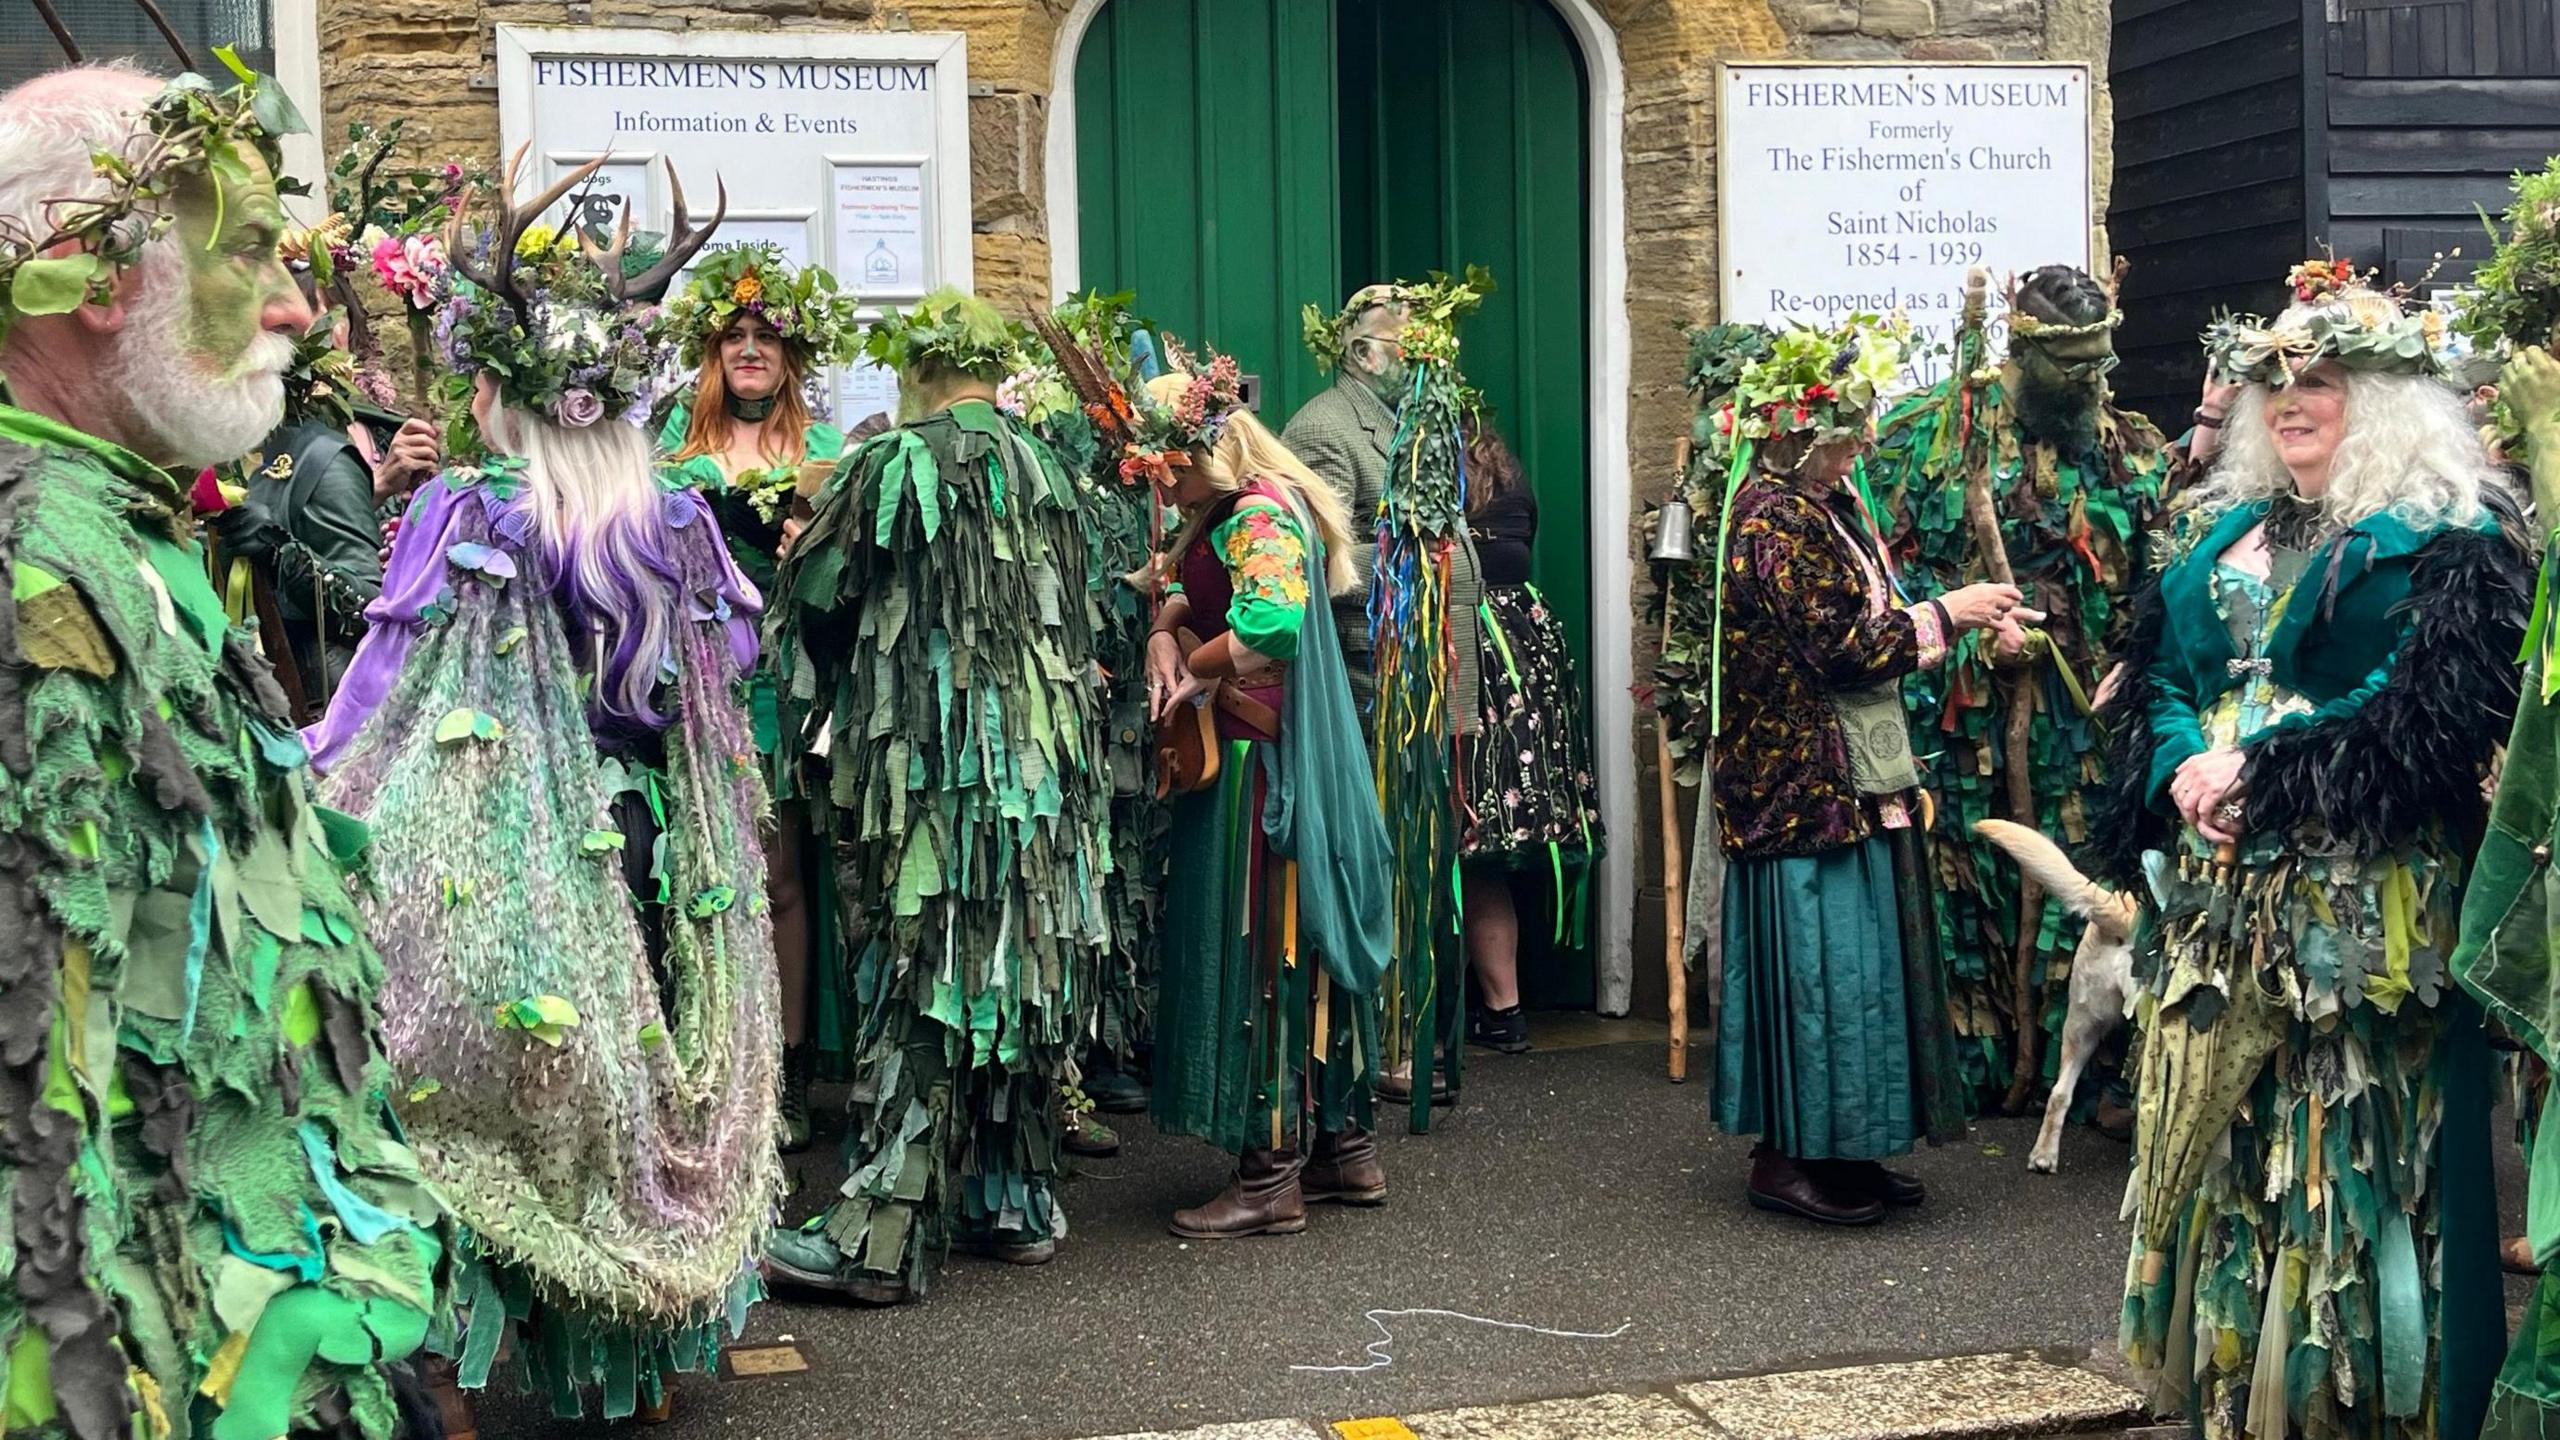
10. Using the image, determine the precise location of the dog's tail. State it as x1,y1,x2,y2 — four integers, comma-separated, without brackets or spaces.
1973,819,2136,941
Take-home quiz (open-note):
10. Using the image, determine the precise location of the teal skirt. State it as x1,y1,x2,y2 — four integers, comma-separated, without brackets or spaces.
1153,738,1379,1155
1716,832,1960,1160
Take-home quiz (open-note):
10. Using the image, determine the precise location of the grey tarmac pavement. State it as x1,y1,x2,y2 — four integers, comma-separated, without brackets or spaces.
465,1036,2521,1440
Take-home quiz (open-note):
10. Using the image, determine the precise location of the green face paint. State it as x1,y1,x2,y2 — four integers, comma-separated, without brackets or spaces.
166,150,295,380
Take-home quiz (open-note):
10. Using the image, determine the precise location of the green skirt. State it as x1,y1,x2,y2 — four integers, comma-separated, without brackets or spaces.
1153,738,1380,1154
1715,831,1964,1160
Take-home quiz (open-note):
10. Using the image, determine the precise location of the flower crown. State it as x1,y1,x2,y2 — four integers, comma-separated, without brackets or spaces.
2203,265,2450,388
1712,313,1912,446
437,149,725,430
667,242,862,370
0,49,304,336
858,287,1015,380
1119,341,1244,484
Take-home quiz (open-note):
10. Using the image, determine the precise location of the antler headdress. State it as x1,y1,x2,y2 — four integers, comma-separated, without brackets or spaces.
448,145,726,325
437,146,729,430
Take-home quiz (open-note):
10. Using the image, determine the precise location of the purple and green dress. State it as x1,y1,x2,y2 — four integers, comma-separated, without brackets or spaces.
305,459,780,1418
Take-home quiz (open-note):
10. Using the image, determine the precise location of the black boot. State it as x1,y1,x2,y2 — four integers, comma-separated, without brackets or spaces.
779,1044,815,1155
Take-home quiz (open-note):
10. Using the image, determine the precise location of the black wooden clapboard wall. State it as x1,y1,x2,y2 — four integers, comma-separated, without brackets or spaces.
2109,0,2560,426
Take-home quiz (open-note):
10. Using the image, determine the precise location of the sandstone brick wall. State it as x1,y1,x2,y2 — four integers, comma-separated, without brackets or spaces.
317,0,1065,317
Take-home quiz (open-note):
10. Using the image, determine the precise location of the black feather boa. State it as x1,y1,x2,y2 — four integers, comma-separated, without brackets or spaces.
2087,565,2174,889
2240,521,2532,853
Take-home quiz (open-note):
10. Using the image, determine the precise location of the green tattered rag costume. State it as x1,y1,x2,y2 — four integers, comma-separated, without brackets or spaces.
773,399,1111,1287
1872,371,2169,1097
0,403,442,1440
2454,536,2560,1440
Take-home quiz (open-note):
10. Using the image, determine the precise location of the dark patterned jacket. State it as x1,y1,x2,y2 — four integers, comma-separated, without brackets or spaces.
1713,475,1934,860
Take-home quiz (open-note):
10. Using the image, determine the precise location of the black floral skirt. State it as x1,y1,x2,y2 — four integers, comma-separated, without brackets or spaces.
1462,583,1605,869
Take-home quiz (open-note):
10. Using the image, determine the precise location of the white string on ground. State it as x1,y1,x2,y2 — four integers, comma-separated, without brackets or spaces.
1289,1307,1634,1376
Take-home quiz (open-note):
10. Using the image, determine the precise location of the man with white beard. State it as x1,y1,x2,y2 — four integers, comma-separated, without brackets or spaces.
0,63,444,1440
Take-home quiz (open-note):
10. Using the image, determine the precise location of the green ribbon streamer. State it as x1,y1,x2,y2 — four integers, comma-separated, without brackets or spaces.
1708,439,1755,737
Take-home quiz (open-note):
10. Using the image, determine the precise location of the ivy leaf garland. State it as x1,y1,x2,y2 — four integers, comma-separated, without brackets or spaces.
0,51,304,337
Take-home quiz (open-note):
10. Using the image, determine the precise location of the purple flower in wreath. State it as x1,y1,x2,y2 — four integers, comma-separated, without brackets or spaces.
555,388,605,428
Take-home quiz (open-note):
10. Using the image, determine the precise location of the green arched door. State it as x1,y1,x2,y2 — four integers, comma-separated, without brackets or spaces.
1073,0,1596,1006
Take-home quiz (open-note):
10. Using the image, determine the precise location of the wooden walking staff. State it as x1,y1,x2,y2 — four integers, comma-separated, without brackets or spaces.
1952,264,2050,1116
1652,438,1698,1081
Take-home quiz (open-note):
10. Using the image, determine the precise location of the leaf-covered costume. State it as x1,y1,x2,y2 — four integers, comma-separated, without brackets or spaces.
1009,350,1168,1072
303,462,779,1417
2453,530,2560,1440
2094,500,2522,1440
1871,372,2170,1098
772,399,1109,1287
0,403,442,1440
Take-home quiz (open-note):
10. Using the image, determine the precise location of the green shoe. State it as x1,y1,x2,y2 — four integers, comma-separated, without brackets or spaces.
1064,1112,1121,1158
765,1227,909,1305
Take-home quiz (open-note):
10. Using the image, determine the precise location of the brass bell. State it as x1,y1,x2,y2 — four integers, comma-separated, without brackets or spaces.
1651,497,1695,564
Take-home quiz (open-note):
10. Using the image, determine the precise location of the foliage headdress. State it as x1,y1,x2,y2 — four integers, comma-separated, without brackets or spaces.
666,242,862,370
1710,312,1912,449
0,37,306,338
2203,259,2451,388
2460,158,2560,357
858,286,1014,383
437,146,726,430
1300,266,1495,375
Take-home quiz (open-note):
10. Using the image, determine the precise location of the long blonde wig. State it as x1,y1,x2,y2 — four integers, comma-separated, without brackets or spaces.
480,400,683,724
1149,374,1359,596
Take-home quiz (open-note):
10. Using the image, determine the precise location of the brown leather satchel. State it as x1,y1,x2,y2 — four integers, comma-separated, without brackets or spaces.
1154,628,1220,798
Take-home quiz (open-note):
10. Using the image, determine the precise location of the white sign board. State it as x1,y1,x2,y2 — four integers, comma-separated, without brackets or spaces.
497,26,977,426
1717,63,2094,388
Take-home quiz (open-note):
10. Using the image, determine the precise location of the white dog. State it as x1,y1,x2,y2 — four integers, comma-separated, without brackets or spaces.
1972,819,2140,1174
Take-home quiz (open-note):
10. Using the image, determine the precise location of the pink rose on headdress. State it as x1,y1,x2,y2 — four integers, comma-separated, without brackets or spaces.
371,233,445,310
554,388,605,428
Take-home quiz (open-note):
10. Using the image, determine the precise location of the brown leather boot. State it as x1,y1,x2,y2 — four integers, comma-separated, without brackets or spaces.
1746,1147,1883,1226
1170,1147,1306,1238
1303,1127,1388,1205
